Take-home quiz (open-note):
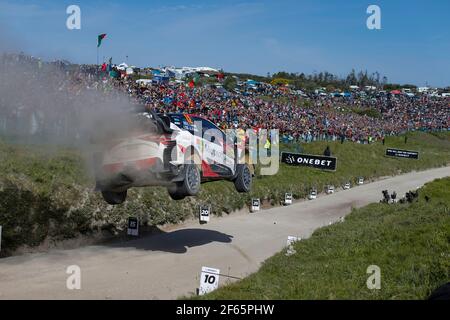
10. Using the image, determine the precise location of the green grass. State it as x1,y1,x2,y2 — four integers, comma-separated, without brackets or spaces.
247,131,450,206
0,131,449,255
196,177,450,300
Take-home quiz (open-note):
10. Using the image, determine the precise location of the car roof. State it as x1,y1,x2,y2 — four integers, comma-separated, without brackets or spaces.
163,113,210,122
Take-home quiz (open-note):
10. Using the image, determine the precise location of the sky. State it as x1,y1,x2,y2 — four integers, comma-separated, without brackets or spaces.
0,0,449,87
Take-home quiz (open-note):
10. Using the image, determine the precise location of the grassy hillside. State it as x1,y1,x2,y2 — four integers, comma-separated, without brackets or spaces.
250,131,450,206
196,177,450,300
0,131,449,256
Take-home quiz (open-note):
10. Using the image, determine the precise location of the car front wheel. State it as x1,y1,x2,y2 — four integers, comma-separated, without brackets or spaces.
234,164,252,193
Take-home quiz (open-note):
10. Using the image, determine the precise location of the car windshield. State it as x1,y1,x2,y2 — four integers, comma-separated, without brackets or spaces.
167,114,198,134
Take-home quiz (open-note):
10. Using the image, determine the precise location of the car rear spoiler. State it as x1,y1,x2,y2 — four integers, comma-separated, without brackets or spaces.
150,110,173,134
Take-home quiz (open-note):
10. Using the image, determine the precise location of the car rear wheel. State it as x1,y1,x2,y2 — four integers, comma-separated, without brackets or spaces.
101,190,127,205
167,162,201,200
234,164,252,193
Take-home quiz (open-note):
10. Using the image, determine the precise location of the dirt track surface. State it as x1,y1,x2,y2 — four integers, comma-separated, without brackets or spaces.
0,167,449,299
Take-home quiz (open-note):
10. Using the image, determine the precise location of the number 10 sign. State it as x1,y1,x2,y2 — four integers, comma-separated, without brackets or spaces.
199,266,220,295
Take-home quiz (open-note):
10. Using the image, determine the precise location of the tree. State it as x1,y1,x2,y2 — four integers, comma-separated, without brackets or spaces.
223,76,237,91
223,69,400,92
326,84,335,92
271,78,291,86
346,69,357,85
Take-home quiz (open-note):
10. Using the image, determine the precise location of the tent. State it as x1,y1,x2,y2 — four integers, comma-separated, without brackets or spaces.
390,90,401,95
136,79,152,85
246,79,259,86
116,63,128,71
153,75,169,84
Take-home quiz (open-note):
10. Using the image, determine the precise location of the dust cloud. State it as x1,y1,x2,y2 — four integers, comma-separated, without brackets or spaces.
0,38,152,178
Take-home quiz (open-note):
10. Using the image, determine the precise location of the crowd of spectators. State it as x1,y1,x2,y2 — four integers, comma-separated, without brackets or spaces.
1,53,448,145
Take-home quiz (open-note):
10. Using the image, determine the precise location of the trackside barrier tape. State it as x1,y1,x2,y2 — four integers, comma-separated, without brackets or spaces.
199,267,242,296
202,271,242,280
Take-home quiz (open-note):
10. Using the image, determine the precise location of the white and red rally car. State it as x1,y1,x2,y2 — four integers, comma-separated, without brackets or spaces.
94,112,254,204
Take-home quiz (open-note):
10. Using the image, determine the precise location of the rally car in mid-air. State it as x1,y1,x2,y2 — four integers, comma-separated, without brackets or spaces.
93,111,254,204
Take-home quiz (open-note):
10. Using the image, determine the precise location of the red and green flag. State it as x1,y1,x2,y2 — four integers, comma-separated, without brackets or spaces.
97,34,107,47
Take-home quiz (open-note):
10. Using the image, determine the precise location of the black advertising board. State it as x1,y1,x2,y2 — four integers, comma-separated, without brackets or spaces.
385,148,419,159
281,152,337,171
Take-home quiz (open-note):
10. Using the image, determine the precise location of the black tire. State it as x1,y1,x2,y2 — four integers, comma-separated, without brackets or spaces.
101,190,127,205
234,164,252,193
168,187,186,200
167,162,201,200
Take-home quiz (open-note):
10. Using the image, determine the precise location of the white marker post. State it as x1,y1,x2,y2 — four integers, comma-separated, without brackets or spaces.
344,182,351,190
199,266,220,296
284,193,293,205
199,205,210,224
308,189,317,200
127,217,139,237
357,177,364,185
251,198,260,212
326,185,335,194
286,236,299,256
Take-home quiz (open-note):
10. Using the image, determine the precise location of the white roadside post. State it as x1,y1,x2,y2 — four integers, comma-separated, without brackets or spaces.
284,193,293,205
199,266,220,296
326,185,335,194
308,189,317,200
286,236,299,256
251,198,260,212
199,205,211,224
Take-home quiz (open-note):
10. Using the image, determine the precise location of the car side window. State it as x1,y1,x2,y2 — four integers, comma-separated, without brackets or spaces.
169,115,196,135
169,115,183,128
188,116,221,144
202,119,225,146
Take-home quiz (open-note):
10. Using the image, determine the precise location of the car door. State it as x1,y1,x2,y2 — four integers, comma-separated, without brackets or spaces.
194,117,234,177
